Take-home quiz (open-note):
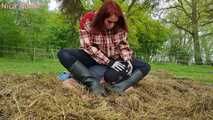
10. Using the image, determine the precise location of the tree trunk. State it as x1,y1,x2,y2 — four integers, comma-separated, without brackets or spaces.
192,0,202,64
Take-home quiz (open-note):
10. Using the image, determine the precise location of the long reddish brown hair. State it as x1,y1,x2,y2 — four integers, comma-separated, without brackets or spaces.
91,0,128,34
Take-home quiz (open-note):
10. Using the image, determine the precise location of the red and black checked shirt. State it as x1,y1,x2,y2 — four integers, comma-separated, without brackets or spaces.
79,12,133,65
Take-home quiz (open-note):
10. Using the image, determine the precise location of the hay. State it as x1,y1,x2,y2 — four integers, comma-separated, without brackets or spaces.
0,70,212,120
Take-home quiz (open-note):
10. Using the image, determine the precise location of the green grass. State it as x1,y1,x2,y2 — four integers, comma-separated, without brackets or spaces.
0,58,212,83
152,63,213,83
0,58,66,74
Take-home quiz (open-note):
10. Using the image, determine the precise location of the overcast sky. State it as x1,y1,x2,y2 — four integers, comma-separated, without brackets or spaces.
48,0,61,11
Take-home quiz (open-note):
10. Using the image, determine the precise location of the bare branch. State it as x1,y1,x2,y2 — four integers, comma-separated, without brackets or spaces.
184,0,192,8
200,20,213,26
158,5,179,11
161,18,193,35
201,32,213,38
197,5,213,21
178,0,191,19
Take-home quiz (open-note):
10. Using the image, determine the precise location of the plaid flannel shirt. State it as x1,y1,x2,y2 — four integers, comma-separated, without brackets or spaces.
79,12,133,65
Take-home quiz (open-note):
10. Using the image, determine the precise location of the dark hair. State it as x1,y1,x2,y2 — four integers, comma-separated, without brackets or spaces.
91,0,128,34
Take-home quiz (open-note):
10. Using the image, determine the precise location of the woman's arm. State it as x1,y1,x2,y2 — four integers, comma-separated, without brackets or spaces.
79,29,110,65
118,31,133,61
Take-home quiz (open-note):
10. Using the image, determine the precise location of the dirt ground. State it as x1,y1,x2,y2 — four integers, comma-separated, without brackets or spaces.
0,70,213,120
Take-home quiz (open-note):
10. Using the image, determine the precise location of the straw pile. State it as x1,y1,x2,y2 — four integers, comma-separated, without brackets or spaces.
0,70,212,120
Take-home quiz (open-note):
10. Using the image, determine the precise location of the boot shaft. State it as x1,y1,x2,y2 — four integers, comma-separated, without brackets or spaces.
113,70,144,92
70,60,94,84
69,60,106,96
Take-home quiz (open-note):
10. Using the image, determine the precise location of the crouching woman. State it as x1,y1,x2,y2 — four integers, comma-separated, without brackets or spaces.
57,0,150,96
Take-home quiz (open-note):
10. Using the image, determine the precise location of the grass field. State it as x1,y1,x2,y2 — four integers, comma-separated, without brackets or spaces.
0,58,65,74
152,63,213,83
0,58,212,83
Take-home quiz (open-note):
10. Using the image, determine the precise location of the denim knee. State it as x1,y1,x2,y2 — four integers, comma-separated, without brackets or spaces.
57,49,76,69
57,49,64,60
139,63,151,76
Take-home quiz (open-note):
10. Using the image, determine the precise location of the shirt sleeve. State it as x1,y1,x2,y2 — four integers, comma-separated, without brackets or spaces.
118,31,133,61
79,29,110,65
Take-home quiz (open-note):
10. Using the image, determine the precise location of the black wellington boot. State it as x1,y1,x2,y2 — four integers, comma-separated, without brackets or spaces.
107,70,144,94
70,60,106,96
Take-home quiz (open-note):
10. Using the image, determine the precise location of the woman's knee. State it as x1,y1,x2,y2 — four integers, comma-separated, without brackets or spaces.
57,49,76,64
138,62,151,76
144,63,151,75
57,49,64,60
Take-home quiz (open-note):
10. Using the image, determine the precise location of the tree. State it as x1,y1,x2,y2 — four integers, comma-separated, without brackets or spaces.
200,25,213,65
167,28,193,64
155,0,213,64
121,0,170,62
57,0,85,23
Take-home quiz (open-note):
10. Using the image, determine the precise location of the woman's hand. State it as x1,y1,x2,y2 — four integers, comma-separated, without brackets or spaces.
108,60,126,72
126,60,133,75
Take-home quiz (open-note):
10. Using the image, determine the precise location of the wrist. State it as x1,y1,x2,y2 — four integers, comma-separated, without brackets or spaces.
107,60,114,67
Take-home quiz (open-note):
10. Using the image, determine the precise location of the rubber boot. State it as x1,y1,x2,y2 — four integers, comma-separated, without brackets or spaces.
70,60,106,96
107,70,144,94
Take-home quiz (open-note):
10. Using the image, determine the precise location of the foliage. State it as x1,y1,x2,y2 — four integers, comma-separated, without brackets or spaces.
125,4,169,62
0,9,25,57
0,6,79,59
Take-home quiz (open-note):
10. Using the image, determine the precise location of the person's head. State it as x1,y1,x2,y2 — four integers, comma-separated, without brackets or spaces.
92,0,128,33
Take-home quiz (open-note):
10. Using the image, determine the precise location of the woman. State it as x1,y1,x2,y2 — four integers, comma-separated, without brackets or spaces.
57,0,150,96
